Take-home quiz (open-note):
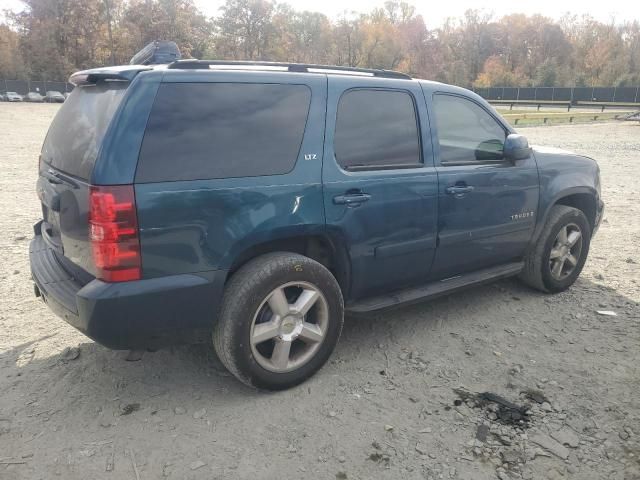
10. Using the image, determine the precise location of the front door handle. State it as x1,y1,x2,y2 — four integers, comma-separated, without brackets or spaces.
445,185,475,195
333,193,371,206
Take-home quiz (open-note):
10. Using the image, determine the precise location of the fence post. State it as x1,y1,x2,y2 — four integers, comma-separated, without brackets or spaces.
613,86,617,103
517,88,520,101
552,87,555,101
635,87,639,104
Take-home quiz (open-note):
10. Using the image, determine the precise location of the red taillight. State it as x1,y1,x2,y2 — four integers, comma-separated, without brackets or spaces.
89,185,141,282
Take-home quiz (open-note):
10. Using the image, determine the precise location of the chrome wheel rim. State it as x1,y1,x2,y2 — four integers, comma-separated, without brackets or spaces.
549,223,583,281
250,281,329,373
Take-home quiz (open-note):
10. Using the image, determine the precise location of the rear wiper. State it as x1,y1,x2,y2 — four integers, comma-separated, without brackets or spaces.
43,169,62,184
43,168,76,187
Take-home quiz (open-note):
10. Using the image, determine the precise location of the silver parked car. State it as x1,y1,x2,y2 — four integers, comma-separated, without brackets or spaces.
5,91,23,102
45,91,65,103
25,92,45,102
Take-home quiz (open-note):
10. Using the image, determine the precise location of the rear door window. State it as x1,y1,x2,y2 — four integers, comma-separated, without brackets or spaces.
42,83,127,179
135,83,312,182
334,89,421,171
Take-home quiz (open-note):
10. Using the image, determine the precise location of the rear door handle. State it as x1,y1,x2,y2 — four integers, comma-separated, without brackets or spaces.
333,193,371,206
445,185,475,195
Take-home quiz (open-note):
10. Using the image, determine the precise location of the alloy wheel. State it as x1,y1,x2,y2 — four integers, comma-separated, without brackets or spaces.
250,281,329,373
549,223,583,280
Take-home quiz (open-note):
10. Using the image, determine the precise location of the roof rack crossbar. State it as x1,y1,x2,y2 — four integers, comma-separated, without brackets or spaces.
167,59,411,80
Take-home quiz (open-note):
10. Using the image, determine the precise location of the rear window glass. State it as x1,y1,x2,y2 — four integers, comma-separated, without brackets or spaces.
41,83,127,179
135,83,311,183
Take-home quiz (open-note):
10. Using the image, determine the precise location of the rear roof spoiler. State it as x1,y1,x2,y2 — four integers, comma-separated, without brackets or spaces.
69,65,153,86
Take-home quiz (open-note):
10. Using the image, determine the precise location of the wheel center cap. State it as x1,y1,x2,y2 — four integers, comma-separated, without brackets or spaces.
279,316,303,340
282,317,296,333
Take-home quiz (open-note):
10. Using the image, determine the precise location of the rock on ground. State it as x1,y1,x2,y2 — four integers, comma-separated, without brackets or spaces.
0,107,639,479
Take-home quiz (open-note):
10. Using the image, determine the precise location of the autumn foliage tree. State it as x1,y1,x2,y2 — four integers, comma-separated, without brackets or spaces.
0,0,638,87
474,56,524,87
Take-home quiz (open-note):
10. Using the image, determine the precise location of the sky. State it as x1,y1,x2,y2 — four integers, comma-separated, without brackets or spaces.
1,0,639,27
194,0,640,27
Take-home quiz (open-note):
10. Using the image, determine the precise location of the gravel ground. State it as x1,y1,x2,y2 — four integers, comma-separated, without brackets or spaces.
0,103,639,480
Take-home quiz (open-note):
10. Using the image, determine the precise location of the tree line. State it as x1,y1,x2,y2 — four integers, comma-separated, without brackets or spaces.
1,0,639,88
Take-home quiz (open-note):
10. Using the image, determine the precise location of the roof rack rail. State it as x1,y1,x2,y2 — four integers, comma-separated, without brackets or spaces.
167,59,412,80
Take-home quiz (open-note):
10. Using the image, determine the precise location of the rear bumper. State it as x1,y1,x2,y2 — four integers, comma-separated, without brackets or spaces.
30,230,226,350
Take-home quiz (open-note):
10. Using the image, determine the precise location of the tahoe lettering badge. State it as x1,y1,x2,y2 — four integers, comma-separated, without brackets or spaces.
511,211,535,221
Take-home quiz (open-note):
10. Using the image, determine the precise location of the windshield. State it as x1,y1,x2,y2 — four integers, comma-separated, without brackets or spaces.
41,82,127,180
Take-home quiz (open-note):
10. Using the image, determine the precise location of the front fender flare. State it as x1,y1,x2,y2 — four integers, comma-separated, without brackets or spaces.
531,185,598,246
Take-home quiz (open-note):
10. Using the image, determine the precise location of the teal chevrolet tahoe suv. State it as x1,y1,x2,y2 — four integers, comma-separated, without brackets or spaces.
30,60,604,390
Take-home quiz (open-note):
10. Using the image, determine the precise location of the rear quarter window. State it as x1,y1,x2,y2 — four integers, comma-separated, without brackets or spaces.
135,83,312,182
42,83,127,180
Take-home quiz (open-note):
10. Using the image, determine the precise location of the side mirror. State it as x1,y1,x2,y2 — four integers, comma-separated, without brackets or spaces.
475,139,505,161
504,134,531,161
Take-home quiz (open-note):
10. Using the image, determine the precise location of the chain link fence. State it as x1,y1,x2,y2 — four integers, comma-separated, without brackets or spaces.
473,86,640,104
2,79,73,95
4,80,639,106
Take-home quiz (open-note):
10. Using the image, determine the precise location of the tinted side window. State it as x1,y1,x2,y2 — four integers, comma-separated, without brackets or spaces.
432,94,507,164
136,83,311,182
334,89,421,170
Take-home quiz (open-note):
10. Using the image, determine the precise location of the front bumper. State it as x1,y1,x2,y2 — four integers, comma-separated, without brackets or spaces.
30,231,226,350
593,198,604,236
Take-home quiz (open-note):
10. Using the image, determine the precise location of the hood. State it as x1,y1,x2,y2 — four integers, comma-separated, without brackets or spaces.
532,145,575,156
532,145,597,164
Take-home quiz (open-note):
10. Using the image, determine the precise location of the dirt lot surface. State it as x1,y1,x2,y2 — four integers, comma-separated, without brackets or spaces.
1,103,638,480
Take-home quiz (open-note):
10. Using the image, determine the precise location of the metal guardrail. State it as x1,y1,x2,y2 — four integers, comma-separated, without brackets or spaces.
488,99,640,112
501,110,636,125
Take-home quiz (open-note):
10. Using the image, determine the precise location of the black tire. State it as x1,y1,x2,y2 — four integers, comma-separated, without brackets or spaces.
213,252,344,390
520,205,591,293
